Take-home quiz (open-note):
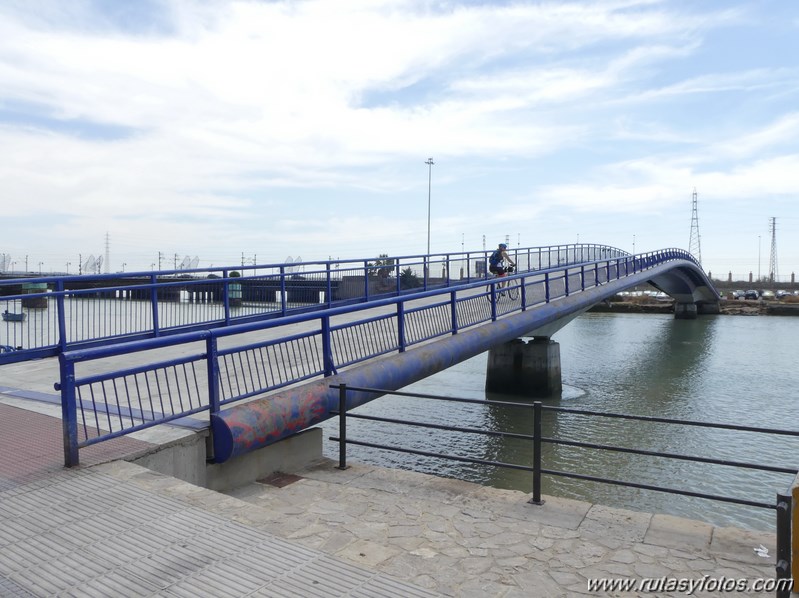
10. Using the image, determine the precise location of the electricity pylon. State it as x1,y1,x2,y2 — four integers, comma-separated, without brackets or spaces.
769,217,778,282
688,188,702,266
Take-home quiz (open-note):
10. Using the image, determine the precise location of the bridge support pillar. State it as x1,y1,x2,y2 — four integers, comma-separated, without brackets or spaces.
674,302,698,319
485,337,561,398
697,302,720,315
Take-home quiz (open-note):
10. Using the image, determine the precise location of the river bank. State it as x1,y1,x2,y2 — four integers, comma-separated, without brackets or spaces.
589,297,799,316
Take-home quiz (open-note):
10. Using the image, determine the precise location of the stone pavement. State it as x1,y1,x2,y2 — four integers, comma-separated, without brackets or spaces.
0,386,786,597
222,459,783,597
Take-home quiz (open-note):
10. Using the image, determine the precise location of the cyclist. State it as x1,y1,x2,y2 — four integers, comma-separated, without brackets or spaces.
488,243,516,293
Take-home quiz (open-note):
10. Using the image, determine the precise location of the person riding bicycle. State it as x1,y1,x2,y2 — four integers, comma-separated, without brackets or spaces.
488,243,515,276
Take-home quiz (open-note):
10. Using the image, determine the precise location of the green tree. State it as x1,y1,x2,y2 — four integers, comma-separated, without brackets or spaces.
368,254,395,278
400,267,421,289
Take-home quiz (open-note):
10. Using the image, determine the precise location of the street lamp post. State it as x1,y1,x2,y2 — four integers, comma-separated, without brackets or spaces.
425,158,434,257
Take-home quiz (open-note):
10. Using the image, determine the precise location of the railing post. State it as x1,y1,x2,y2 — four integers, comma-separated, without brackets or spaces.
545,272,550,303
279,265,287,316
520,274,527,310
207,335,221,416
529,401,544,505
222,270,231,325
446,254,451,286
322,315,335,375
55,280,68,354
338,384,348,470
564,266,570,296
326,262,332,308
149,274,160,337
450,290,458,334
397,302,406,352
776,492,792,598
364,260,370,300
59,355,79,467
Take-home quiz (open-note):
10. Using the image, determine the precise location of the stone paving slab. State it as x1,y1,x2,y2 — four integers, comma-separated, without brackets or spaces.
220,459,782,597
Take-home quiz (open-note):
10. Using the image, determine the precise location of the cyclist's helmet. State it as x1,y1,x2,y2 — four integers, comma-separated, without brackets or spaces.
499,243,507,249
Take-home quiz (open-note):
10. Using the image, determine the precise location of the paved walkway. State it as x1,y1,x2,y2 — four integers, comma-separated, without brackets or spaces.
0,357,788,597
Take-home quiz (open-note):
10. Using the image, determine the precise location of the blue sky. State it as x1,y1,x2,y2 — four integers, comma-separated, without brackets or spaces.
1,0,797,281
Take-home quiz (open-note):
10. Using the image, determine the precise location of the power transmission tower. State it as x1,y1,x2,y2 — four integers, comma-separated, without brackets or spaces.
768,217,778,282
688,188,702,266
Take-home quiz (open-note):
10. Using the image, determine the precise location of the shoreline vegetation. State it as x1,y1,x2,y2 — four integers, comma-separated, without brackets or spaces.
591,295,799,316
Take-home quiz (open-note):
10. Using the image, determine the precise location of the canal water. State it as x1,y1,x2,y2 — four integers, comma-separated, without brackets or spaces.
321,312,799,532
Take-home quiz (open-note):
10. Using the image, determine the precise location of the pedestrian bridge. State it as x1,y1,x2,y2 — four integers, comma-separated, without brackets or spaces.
0,244,717,467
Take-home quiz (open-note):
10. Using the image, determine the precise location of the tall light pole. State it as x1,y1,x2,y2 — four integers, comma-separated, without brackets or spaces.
425,158,434,256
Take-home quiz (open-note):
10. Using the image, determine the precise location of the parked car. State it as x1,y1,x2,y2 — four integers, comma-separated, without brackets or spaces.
776,290,792,299
744,290,759,300
760,290,775,299
732,290,745,299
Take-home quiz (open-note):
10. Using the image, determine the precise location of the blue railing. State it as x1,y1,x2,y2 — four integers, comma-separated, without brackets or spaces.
1,244,625,364
55,247,702,465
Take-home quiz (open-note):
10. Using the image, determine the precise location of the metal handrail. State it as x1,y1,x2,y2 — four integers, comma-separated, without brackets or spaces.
332,384,794,595
1,243,651,363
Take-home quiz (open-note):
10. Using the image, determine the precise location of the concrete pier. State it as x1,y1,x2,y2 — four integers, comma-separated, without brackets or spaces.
674,302,699,319
485,337,562,397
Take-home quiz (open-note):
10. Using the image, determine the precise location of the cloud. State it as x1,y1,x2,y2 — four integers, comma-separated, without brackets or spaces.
0,0,796,276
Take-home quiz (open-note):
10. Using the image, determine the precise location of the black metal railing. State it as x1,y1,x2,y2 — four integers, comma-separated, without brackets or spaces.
331,384,796,597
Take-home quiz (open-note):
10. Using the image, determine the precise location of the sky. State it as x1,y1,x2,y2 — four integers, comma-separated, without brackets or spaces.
0,0,797,281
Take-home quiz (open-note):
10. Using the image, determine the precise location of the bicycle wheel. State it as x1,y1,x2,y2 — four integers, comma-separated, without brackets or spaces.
507,283,519,301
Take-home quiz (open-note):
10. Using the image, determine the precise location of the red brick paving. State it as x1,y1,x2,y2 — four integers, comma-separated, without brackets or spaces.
0,403,154,488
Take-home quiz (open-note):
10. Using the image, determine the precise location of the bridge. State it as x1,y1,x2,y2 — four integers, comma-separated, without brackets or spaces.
0,244,717,468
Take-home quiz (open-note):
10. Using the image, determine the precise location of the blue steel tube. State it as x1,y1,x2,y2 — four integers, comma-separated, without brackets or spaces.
397,302,406,352
326,263,332,309
322,316,335,376
56,280,68,354
207,336,220,415
149,274,160,337
222,271,231,325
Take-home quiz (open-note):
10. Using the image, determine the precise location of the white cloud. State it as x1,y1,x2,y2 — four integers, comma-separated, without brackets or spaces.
0,0,796,278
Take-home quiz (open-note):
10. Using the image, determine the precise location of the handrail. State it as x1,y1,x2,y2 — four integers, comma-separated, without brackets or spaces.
3,243,635,363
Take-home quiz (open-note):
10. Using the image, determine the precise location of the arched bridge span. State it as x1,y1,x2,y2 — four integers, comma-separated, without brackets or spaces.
53,247,716,466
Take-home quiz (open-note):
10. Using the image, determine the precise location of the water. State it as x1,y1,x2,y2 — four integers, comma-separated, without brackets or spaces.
321,312,799,531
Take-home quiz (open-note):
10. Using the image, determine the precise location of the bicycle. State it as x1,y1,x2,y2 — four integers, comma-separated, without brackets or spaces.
486,264,519,301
